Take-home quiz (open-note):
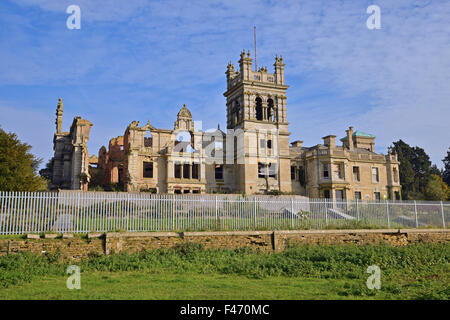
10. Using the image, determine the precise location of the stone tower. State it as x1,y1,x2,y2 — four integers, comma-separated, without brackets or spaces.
223,50,291,194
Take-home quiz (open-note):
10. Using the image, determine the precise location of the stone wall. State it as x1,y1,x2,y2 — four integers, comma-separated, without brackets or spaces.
0,229,448,261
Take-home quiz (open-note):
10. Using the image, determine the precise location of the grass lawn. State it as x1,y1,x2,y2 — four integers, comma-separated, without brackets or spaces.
0,243,448,300
0,272,447,300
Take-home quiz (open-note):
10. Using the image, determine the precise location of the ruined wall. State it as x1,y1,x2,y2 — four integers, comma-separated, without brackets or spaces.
0,229,447,262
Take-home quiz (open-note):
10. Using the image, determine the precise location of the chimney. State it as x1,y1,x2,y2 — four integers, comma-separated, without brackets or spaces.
346,126,354,150
322,135,336,149
291,140,303,148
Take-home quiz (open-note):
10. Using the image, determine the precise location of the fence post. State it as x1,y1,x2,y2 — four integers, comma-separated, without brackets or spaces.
172,195,175,231
254,197,257,230
126,193,130,232
386,200,390,228
440,201,446,229
414,200,418,228
325,199,328,227
215,195,218,230
356,198,360,221
291,197,294,229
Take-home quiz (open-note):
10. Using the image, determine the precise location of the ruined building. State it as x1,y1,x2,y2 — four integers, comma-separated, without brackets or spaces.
49,98,92,191
50,51,402,200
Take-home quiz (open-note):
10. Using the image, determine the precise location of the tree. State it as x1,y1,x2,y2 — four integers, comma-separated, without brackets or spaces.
390,140,434,200
0,128,47,191
443,148,450,186
424,174,449,201
430,164,442,177
39,159,53,181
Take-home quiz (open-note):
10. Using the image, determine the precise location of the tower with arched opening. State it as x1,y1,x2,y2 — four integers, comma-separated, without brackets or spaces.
223,51,291,194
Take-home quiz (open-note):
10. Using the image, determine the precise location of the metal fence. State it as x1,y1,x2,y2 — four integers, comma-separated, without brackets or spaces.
0,191,448,234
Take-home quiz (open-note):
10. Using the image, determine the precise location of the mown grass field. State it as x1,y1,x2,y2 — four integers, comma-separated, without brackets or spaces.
0,243,448,300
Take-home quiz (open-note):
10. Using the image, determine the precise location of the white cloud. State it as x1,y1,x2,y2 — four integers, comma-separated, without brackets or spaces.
2,0,449,167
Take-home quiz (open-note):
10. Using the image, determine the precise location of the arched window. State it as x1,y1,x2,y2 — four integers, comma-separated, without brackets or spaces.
267,98,274,121
255,97,263,121
144,131,152,147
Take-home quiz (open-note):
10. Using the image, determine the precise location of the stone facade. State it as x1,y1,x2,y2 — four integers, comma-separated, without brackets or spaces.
49,98,93,191
48,51,401,199
96,51,401,199
290,127,402,200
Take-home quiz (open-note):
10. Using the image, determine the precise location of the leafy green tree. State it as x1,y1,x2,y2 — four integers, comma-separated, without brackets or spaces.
390,140,435,200
424,174,449,201
443,148,450,186
0,128,47,191
430,164,442,177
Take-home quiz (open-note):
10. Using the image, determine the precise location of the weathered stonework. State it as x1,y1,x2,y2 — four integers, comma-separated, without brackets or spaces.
94,51,401,199
49,98,93,191
0,229,447,261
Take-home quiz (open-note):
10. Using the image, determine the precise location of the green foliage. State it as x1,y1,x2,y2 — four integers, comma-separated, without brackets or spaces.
0,127,47,191
88,166,105,191
391,140,435,200
443,148,450,186
38,159,53,181
0,252,66,288
1,243,448,287
424,174,449,201
103,183,125,192
0,243,448,299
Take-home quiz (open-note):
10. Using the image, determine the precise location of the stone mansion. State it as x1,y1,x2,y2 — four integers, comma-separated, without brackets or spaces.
49,50,402,200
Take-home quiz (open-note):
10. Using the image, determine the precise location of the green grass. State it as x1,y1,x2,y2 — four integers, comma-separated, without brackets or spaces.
0,243,448,300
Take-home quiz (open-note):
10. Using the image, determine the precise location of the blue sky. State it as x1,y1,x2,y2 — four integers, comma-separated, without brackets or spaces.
0,0,449,168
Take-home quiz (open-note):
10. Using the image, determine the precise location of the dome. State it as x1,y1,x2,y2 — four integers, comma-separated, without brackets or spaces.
177,104,192,119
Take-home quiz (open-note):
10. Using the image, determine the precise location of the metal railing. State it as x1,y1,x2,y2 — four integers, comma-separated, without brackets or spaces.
0,191,448,234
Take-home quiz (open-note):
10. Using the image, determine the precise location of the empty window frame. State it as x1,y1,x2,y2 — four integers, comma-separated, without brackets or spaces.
268,163,276,178
258,163,266,178
353,166,360,182
192,163,199,179
215,164,223,180
255,97,263,120
144,131,153,147
298,166,306,186
174,163,182,179
323,163,329,178
183,164,190,179
143,162,153,178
